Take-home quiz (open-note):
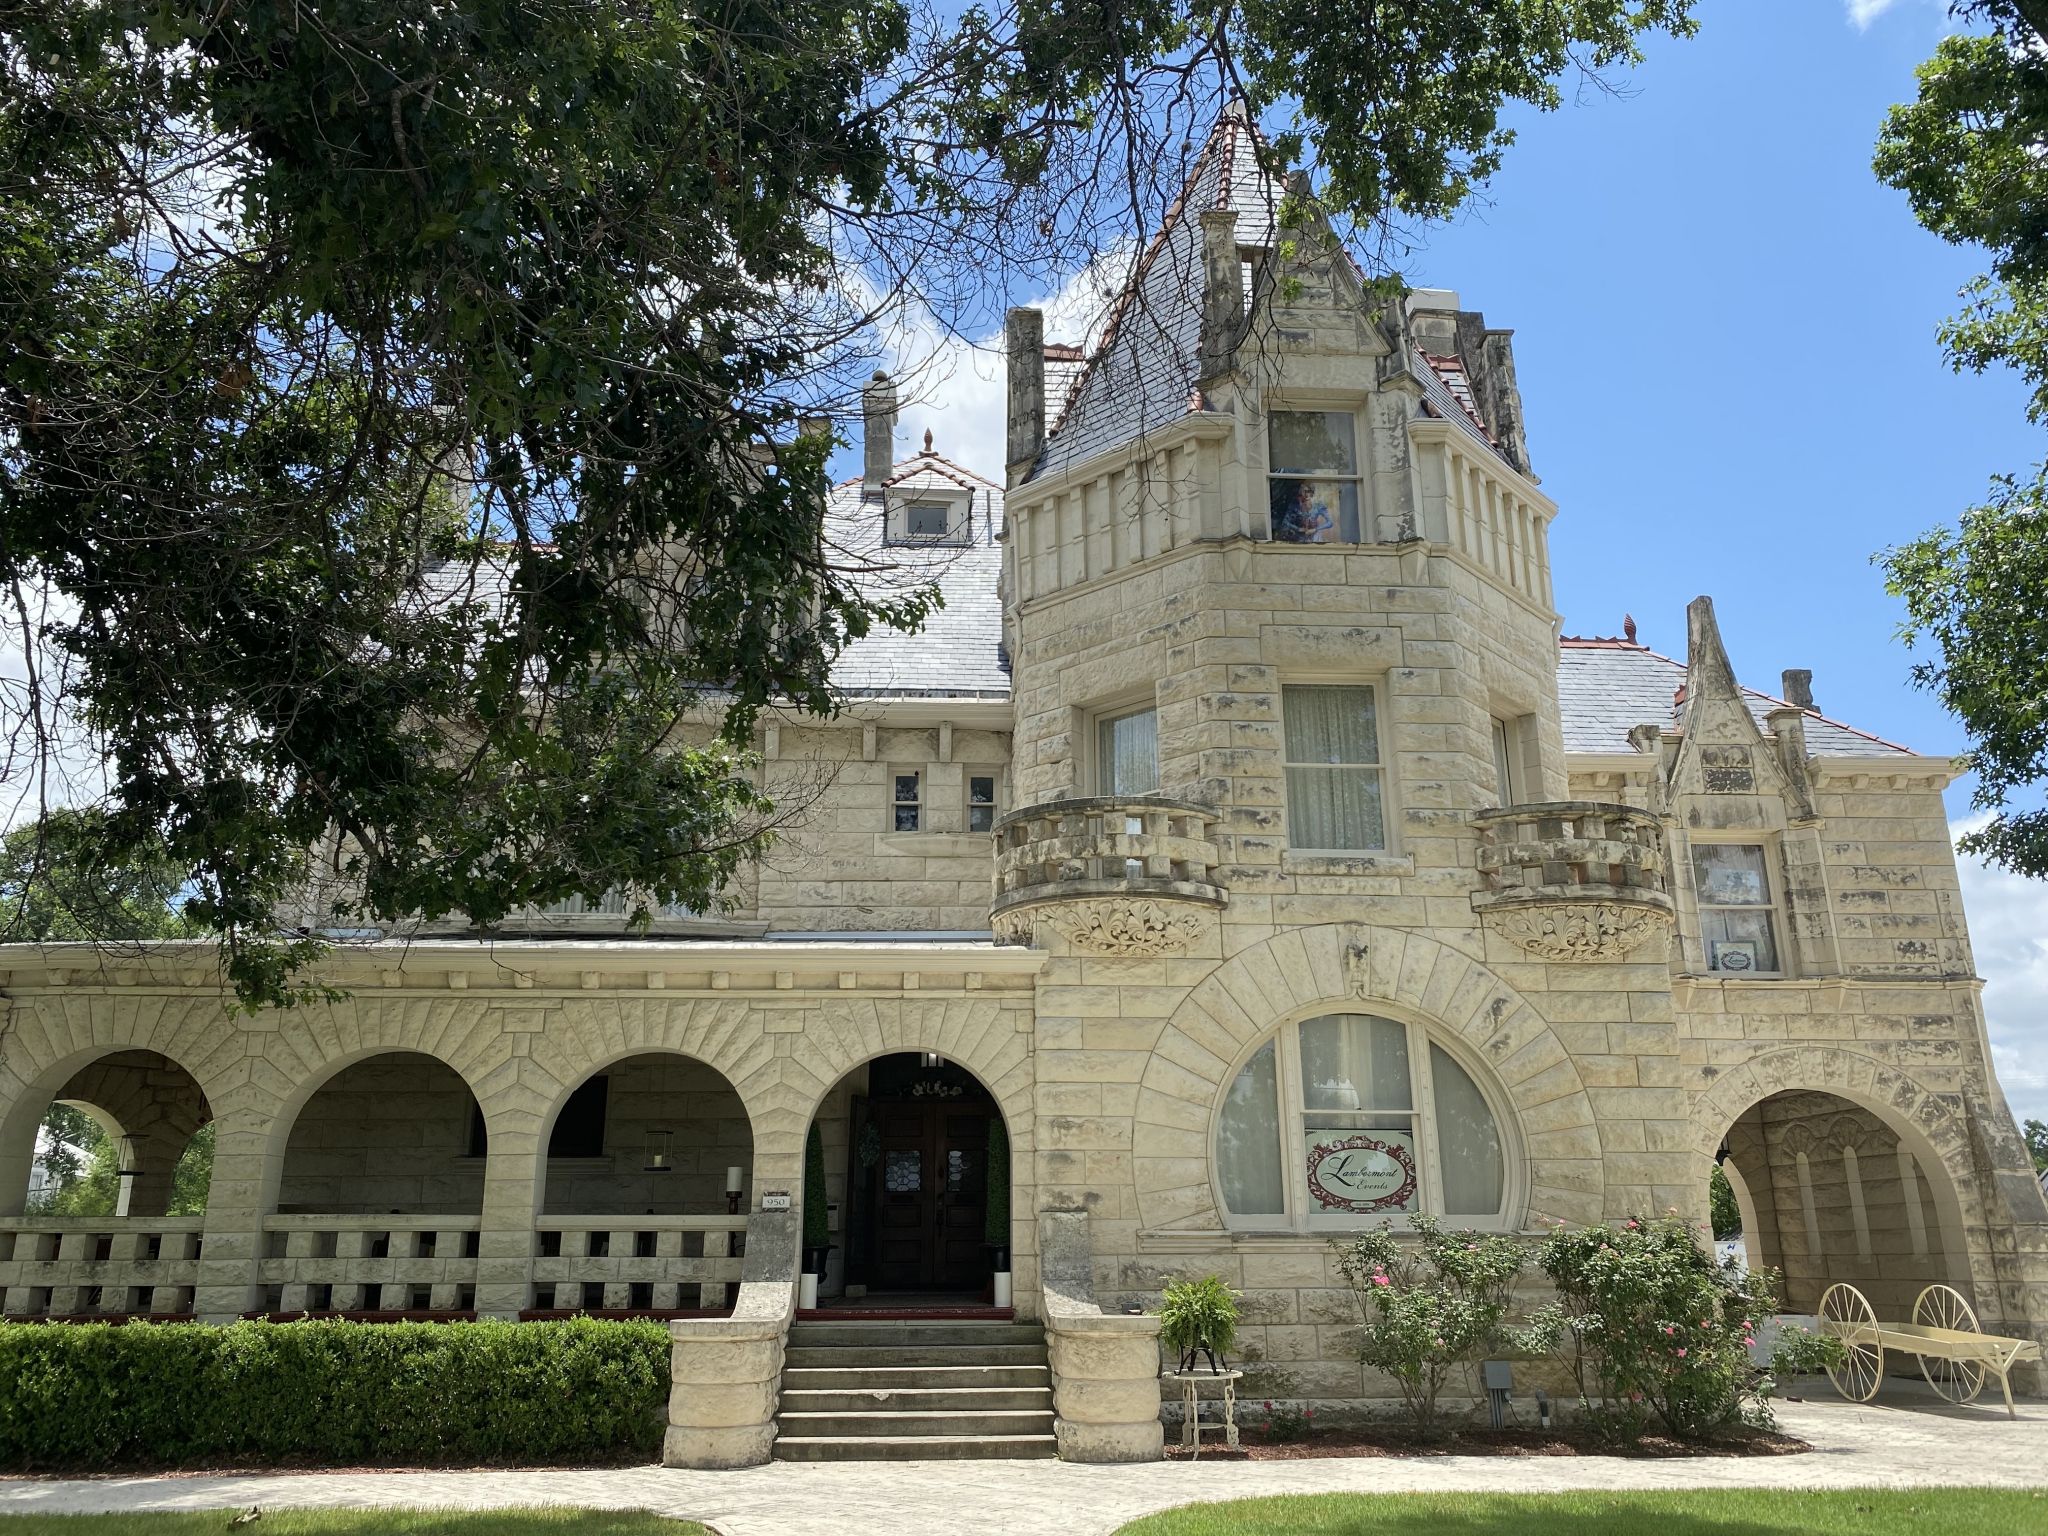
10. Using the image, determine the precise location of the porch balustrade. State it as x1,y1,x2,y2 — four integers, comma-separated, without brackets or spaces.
991,795,1226,920
257,1213,483,1316
530,1215,746,1315
0,1215,203,1319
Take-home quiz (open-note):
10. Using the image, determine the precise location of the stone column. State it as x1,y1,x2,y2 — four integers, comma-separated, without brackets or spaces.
194,1108,272,1322
1040,1210,1164,1463
475,1130,543,1320
664,1209,797,1469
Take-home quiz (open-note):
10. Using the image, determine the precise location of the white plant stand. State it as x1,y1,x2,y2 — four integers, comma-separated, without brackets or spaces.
1169,1368,1243,1459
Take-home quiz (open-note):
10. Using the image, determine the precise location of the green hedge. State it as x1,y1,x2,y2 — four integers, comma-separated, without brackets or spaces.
0,1317,671,1470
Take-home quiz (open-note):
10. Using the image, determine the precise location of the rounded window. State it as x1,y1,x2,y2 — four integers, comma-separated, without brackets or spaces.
1216,1013,1512,1230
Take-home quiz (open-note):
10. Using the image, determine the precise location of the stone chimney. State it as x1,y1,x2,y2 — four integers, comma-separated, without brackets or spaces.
1005,308,1045,488
862,371,896,499
1197,207,1243,382
1782,669,1816,712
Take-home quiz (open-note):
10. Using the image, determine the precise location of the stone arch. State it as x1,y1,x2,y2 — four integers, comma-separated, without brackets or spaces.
0,995,237,1219
1134,924,1603,1233
1689,1046,1980,1309
271,1050,489,1217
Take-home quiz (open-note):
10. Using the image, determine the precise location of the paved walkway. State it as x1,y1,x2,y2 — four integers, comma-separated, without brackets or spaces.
4,1389,2045,1535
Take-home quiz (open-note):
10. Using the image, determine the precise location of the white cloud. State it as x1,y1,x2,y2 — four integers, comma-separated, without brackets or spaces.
1952,819,2048,1127
1845,0,1904,26
879,250,1133,483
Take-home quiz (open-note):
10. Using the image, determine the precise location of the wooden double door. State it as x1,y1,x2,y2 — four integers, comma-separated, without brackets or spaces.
868,1097,993,1292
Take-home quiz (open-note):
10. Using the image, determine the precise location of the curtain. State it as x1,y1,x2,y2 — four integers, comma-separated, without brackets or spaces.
1430,1044,1504,1216
1098,708,1159,795
1299,1014,1412,1114
1217,1041,1285,1216
1283,687,1384,849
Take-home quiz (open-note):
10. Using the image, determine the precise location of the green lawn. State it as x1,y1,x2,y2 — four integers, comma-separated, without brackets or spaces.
1110,1490,2048,1536
0,1512,705,1536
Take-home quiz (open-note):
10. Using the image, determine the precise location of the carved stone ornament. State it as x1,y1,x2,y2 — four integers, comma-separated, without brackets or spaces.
1343,928,1373,999
1042,899,1208,955
1485,901,1671,961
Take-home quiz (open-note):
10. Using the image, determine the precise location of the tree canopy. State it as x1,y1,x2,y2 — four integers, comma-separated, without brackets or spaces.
3,0,1694,1005
1877,2,2048,875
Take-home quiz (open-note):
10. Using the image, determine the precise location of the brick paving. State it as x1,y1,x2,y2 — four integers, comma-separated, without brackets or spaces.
2,1391,2044,1536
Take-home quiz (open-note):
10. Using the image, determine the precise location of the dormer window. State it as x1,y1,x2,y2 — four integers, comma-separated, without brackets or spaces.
907,501,951,538
1269,410,1362,543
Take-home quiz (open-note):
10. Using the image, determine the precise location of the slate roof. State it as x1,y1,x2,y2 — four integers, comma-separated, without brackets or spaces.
1416,350,1504,458
824,447,1009,699
1558,637,1916,757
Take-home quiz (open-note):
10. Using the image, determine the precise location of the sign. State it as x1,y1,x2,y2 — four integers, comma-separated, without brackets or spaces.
1303,1130,1418,1213
760,1190,792,1211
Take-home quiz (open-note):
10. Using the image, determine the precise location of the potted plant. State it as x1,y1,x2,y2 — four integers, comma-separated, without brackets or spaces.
985,1117,1012,1307
800,1121,831,1309
1160,1274,1240,1375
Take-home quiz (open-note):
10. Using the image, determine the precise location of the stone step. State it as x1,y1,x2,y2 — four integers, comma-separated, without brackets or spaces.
782,1363,1051,1392
788,1320,1045,1348
783,1343,1048,1369
778,1408,1054,1439
781,1386,1053,1415
772,1432,1059,1462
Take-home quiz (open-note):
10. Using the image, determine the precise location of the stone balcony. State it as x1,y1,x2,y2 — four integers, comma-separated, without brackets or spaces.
1470,801,1674,961
991,796,1225,951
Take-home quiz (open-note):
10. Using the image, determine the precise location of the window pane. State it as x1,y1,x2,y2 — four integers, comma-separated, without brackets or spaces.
1692,844,1770,906
1430,1045,1504,1216
1285,765,1384,849
1705,908,1779,973
1269,411,1358,475
1299,1014,1412,1112
908,502,949,536
1491,718,1514,804
1284,686,1379,764
1097,708,1159,795
1218,1041,1285,1216
1270,478,1361,543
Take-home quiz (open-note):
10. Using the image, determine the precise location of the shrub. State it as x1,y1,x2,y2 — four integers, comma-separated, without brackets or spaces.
1531,1214,1778,1441
1256,1399,1316,1442
1768,1323,1847,1380
0,1317,670,1471
1159,1274,1239,1373
1334,1214,1530,1432
985,1117,1011,1252
802,1120,829,1253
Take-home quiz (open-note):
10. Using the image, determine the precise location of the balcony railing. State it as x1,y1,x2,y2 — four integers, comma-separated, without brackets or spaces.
1470,801,1673,961
529,1215,745,1315
991,795,1226,920
0,1215,203,1320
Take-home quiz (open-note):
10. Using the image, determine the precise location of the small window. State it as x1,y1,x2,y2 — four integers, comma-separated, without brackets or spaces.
893,771,921,832
907,501,950,538
969,775,997,833
1692,843,1783,975
549,1076,609,1159
1282,685,1385,850
1096,707,1159,796
1490,717,1516,805
1269,411,1361,543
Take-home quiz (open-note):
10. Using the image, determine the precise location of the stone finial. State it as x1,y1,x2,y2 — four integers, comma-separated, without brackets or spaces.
1782,668,1816,712
923,428,934,455
1623,613,1637,644
1196,208,1243,382
1004,307,1045,487
861,370,896,500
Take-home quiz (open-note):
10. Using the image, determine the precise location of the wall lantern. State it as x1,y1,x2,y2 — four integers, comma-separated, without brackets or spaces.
643,1130,674,1174
725,1165,745,1216
921,1051,942,1068
114,1134,142,1180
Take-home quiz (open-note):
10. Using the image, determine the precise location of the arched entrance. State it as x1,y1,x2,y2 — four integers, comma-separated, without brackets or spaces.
819,1053,1007,1303
16,1050,212,1220
1710,1088,1966,1318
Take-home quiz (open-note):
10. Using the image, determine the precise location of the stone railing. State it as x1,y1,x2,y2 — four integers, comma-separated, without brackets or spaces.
664,1209,797,1469
256,1213,482,1316
1410,421,1556,609
531,1215,746,1315
1470,801,1674,961
1038,1210,1164,1462
991,797,1225,945
0,1215,204,1320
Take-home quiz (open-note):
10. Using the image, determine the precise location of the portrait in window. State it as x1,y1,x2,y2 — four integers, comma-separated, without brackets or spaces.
1692,842,1782,974
892,772,921,832
1216,1014,1509,1230
968,775,998,833
1282,685,1385,850
1269,411,1362,544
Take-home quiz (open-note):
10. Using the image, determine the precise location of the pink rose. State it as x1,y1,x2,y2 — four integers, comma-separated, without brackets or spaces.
1624,1220,1640,1230
1371,1274,1391,1287
1676,1348,1688,1358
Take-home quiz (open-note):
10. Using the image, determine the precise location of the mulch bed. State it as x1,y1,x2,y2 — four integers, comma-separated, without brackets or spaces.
1164,1424,1809,1461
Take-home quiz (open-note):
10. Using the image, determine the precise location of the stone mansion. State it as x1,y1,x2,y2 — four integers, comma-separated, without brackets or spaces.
3,109,2045,1465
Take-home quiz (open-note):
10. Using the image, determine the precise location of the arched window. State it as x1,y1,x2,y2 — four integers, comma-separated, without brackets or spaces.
1216,1013,1512,1231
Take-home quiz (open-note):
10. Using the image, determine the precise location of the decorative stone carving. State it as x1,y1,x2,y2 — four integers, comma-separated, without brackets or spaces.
1343,928,1372,999
1043,899,1207,955
1484,900,1671,961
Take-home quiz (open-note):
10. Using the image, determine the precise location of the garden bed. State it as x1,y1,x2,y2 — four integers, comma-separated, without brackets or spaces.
1163,1423,1808,1460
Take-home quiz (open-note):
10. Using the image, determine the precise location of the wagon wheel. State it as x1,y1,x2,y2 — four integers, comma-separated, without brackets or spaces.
1911,1285,1986,1405
1820,1283,1883,1402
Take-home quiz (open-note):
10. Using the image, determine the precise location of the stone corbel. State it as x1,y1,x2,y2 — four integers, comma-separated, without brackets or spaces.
1039,1210,1165,1463
663,1210,797,1469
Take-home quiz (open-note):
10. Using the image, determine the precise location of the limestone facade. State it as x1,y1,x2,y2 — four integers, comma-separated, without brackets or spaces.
3,110,2045,1464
